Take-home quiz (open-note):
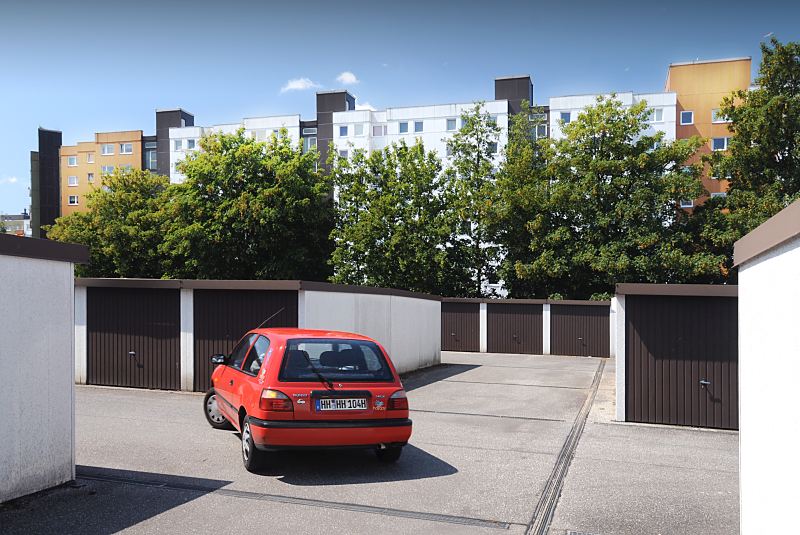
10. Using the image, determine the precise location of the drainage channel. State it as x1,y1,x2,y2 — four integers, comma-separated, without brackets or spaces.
78,472,511,530
525,360,606,535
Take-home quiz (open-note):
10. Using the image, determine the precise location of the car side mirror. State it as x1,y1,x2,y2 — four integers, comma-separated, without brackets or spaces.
210,354,228,365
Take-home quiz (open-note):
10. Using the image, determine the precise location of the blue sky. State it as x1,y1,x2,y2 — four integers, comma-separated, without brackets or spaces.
1,0,798,213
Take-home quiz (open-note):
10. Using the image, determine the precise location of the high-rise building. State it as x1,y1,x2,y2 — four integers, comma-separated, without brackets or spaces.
30,128,62,238
665,57,752,206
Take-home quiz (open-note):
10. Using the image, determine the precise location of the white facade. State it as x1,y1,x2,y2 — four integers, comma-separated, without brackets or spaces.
1,251,77,503
332,100,509,163
736,201,800,534
549,91,677,141
168,115,301,183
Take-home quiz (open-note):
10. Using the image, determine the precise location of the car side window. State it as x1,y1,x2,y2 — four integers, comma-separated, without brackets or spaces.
242,336,270,375
229,334,257,369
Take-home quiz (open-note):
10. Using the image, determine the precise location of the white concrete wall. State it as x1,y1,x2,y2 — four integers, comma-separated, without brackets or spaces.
300,291,441,374
613,295,626,422
0,256,75,502
738,235,800,534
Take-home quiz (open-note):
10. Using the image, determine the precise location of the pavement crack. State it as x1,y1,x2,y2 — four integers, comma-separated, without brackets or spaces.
443,379,589,390
410,408,567,423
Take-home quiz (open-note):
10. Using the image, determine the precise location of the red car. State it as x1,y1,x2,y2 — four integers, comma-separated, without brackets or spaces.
203,328,412,472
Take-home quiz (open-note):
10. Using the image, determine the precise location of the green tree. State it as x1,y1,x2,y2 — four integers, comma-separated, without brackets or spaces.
696,38,800,276
515,95,720,299
161,129,333,280
329,140,462,294
492,102,549,297
444,103,502,296
47,168,171,278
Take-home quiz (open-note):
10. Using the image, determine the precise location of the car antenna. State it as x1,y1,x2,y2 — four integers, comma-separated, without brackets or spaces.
256,307,285,329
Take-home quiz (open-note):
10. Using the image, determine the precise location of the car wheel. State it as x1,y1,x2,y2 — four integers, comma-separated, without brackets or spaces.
241,417,264,472
375,445,403,463
203,389,233,430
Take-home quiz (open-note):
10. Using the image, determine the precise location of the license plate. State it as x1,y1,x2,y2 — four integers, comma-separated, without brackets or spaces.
316,398,367,411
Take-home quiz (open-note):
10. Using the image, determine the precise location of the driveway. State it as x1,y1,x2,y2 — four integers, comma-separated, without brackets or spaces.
0,352,738,534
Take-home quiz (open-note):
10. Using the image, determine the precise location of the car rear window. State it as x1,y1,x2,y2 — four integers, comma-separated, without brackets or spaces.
279,338,394,382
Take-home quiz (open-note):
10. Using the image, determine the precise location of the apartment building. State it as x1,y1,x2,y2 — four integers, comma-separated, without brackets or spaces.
548,91,677,142
665,57,752,206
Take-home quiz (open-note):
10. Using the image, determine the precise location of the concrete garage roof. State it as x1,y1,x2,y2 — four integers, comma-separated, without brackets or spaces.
734,199,800,266
615,283,737,297
0,234,89,264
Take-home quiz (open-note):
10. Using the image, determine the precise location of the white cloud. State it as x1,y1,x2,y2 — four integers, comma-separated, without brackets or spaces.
280,77,321,93
355,102,376,111
336,71,360,85
0,176,19,185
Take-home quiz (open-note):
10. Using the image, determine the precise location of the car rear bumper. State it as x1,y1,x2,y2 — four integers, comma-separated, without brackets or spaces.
248,418,412,450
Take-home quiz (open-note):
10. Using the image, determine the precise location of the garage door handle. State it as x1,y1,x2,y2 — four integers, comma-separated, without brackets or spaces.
700,379,711,386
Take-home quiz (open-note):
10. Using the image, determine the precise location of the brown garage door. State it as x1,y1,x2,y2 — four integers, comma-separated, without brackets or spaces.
551,304,610,357
441,302,479,352
487,303,543,354
193,289,298,392
87,287,181,390
625,295,738,430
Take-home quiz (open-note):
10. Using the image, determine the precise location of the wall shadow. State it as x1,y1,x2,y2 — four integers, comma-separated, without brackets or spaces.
0,466,231,535
402,363,479,392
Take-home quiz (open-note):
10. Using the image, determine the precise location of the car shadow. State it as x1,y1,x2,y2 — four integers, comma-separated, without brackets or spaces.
250,443,458,485
0,466,231,535
401,363,480,392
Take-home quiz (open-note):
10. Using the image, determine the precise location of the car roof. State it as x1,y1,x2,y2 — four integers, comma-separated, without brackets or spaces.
250,327,375,341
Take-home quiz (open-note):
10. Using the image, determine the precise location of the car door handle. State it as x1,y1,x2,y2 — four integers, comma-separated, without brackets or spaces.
229,379,234,386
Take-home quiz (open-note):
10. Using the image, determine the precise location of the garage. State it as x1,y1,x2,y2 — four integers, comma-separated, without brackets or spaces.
441,301,479,352
550,301,610,357
487,302,543,354
616,284,738,430
87,285,181,390
192,287,298,392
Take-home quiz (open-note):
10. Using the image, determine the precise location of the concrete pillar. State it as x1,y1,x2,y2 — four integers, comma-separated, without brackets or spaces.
542,303,551,355
609,297,617,358
180,289,194,392
297,290,306,329
479,302,487,353
74,285,87,384
614,295,626,422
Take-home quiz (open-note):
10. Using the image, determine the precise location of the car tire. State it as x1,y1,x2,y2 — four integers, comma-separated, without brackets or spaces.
375,445,403,463
241,417,265,472
203,389,233,430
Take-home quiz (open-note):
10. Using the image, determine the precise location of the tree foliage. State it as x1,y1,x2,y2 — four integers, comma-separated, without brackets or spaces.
512,95,721,298
47,168,171,277
161,130,334,280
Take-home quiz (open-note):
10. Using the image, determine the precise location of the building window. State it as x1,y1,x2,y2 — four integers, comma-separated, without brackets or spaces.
711,109,728,123
187,139,196,150
647,108,664,122
87,153,95,163
488,115,497,125
146,150,157,170
302,127,317,135
488,142,498,154
303,137,317,153
461,117,469,128
372,125,384,136
446,145,453,157
399,122,408,134
119,143,133,154
560,112,571,124
144,142,157,149
680,111,694,125
88,173,95,183
712,137,730,151
338,149,348,159
446,118,457,131
101,144,114,155
414,121,423,133
68,175,78,186
710,192,727,199
534,124,548,139
339,126,348,137
67,156,77,166
355,123,364,136
679,199,694,208
174,140,182,151
68,195,79,206
101,165,114,174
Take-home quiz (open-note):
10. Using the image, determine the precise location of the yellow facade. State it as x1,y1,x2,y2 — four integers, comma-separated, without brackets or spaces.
665,58,752,203
59,131,143,216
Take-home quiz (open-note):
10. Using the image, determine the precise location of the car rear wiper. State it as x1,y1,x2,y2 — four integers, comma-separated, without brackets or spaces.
301,353,335,390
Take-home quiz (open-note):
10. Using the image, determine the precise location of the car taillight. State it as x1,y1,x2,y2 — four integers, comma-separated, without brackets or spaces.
259,389,293,412
388,390,408,410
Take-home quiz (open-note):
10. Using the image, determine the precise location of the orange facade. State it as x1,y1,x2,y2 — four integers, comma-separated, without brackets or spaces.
59,131,144,216
665,58,752,204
